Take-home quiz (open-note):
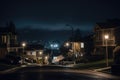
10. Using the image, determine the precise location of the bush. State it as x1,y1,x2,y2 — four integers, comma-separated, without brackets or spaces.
76,58,88,64
4,54,21,65
86,55,105,62
111,64,120,75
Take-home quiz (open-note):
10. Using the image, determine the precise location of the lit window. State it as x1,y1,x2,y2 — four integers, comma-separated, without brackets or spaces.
81,42,84,48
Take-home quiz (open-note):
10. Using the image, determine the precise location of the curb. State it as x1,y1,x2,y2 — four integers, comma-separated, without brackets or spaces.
93,67,111,72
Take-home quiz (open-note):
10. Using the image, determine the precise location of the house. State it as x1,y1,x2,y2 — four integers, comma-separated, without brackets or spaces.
63,40,85,62
25,44,47,64
0,22,20,59
61,28,85,62
94,19,120,57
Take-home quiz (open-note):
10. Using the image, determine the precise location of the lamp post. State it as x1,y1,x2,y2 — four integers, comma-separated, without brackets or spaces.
22,42,26,64
65,42,76,64
72,42,76,64
39,51,43,64
104,34,109,67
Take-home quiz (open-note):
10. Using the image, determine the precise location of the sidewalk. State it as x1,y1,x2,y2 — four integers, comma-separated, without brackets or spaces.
93,67,111,72
92,67,112,75
0,64,26,74
0,64,16,71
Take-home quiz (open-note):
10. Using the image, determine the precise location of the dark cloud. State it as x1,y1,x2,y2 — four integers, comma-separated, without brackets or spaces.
0,0,120,30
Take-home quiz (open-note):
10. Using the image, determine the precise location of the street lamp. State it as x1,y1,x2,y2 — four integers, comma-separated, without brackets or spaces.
22,42,26,64
104,34,109,67
39,51,43,55
45,56,48,60
45,56,49,64
22,42,26,54
65,42,70,47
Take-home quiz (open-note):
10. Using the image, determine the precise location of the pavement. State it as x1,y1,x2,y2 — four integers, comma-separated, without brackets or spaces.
0,63,119,78
0,64,27,74
1,67,119,80
0,63,111,73
0,64,119,79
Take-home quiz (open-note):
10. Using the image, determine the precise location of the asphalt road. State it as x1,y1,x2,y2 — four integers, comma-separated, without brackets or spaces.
0,65,119,80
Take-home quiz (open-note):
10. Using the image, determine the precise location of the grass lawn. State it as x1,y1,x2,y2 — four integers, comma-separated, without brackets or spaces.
73,59,114,70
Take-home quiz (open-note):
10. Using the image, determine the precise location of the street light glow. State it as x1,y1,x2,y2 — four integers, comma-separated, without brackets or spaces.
22,42,26,47
50,44,54,47
45,56,48,59
51,43,59,48
65,42,70,47
39,51,43,55
104,34,109,40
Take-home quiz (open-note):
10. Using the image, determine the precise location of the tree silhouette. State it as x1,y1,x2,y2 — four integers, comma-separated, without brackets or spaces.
69,28,82,42
7,21,16,33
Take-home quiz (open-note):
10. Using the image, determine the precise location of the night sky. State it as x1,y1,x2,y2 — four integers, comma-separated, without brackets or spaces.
0,0,120,31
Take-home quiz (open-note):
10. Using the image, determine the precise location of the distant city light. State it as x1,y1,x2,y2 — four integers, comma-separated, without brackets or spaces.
50,44,54,47
54,44,58,47
50,43,59,48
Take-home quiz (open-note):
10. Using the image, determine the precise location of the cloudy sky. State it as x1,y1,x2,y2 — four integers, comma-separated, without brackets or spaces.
0,0,120,31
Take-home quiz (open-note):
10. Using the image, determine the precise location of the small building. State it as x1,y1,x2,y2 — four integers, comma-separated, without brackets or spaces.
94,19,120,57
0,22,20,59
64,41,84,61
25,44,46,64
71,42,84,57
